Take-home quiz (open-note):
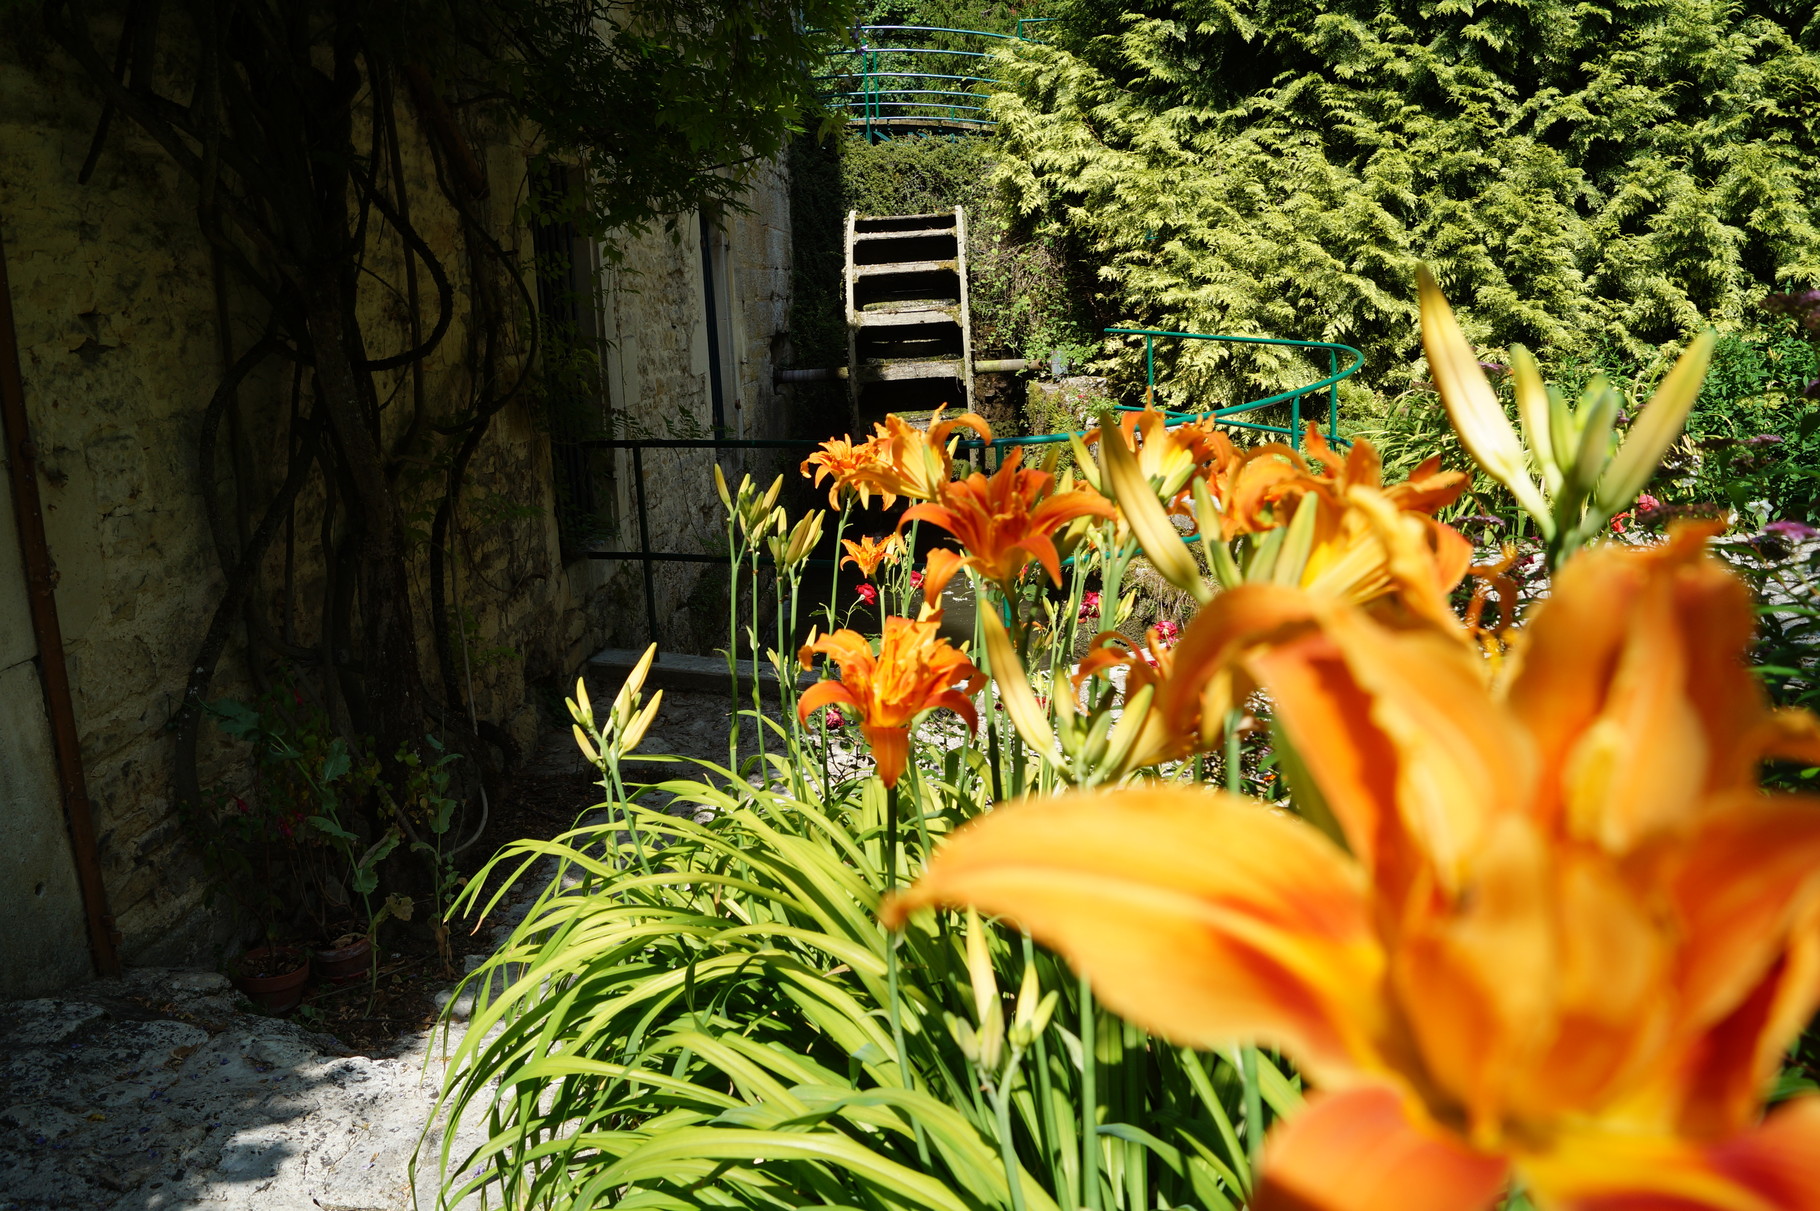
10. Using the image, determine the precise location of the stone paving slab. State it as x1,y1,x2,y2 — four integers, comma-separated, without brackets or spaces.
0,968,485,1211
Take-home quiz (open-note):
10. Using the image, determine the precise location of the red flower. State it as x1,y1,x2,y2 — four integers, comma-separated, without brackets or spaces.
855,583,879,606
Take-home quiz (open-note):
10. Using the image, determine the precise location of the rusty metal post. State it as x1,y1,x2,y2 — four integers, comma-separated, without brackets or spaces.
0,220,121,977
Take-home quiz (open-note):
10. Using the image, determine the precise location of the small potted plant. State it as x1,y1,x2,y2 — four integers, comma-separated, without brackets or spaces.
312,929,372,985
230,942,311,1012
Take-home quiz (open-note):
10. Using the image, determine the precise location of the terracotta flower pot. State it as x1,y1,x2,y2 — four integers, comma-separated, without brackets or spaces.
230,945,311,1013
314,933,373,985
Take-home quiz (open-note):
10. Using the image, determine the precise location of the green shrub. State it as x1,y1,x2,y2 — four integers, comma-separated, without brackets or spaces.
989,0,1820,407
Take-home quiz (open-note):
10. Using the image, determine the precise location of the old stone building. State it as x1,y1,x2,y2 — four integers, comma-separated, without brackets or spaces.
0,28,802,997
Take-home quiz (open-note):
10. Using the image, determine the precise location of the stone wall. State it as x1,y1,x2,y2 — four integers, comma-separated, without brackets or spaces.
0,33,795,994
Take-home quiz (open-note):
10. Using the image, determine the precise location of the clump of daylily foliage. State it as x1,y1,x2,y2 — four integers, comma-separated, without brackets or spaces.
426,276,1820,1211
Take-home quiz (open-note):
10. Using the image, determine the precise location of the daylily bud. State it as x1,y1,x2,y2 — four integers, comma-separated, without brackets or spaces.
1098,417,1209,602
947,1012,982,1064
1595,330,1714,515
1066,433,1103,492
965,909,997,1028
784,511,824,566
620,691,663,755
982,606,1058,757
1508,345,1560,493
1562,378,1620,505
1418,266,1555,534
976,1003,1005,1071
572,723,599,765
613,643,658,723
1192,477,1244,589
1269,491,1321,586
1099,681,1155,780
1013,959,1041,1031
1011,990,1059,1050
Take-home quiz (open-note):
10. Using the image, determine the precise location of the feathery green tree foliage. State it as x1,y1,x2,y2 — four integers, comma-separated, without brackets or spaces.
989,0,1820,405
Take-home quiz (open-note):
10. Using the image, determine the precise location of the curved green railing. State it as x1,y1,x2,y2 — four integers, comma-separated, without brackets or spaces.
820,25,1025,140
965,329,1362,466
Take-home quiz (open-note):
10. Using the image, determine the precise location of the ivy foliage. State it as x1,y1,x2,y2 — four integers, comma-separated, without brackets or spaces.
989,0,1820,403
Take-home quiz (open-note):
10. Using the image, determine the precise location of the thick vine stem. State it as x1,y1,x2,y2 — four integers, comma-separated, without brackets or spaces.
172,423,321,812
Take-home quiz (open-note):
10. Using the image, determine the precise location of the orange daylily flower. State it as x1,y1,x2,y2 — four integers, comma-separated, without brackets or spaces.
840,533,903,578
1071,501,1471,778
903,449,1117,588
1216,427,1469,537
887,525,1820,1211
1095,414,1470,620
798,616,982,787
1223,432,1473,624
1293,481,1474,627
800,407,994,510
919,548,964,616
801,431,889,509
863,407,995,504
1087,408,1246,523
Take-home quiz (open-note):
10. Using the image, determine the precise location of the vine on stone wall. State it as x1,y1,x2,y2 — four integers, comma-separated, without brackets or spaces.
32,0,851,938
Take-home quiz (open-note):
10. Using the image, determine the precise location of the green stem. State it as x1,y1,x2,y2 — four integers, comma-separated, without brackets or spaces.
1225,709,1243,796
748,549,768,783
727,524,744,780
825,503,851,633
884,780,900,891
991,1067,1031,1211
1080,973,1101,1211
1242,1044,1263,1176
1024,935,1068,1199
887,933,932,1166
1123,1020,1145,1211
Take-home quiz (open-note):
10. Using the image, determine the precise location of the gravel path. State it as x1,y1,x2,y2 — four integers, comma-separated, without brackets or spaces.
0,685,797,1211
0,968,482,1211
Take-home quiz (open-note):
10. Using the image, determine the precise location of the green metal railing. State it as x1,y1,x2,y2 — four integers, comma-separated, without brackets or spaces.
585,328,1363,642
968,329,1362,467
820,25,1024,140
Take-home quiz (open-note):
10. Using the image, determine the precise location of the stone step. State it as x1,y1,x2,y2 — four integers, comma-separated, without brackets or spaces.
588,648,814,695
852,305,961,327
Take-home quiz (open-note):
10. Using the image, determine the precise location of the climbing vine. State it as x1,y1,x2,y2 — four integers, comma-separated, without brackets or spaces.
30,0,850,929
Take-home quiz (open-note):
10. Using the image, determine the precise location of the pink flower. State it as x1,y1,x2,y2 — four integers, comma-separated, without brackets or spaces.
909,570,925,590
1636,492,1662,512
1152,618,1181,648
1764,519,1819,543
1078,590,1102,621
855,583,878,606
822,706,846,729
